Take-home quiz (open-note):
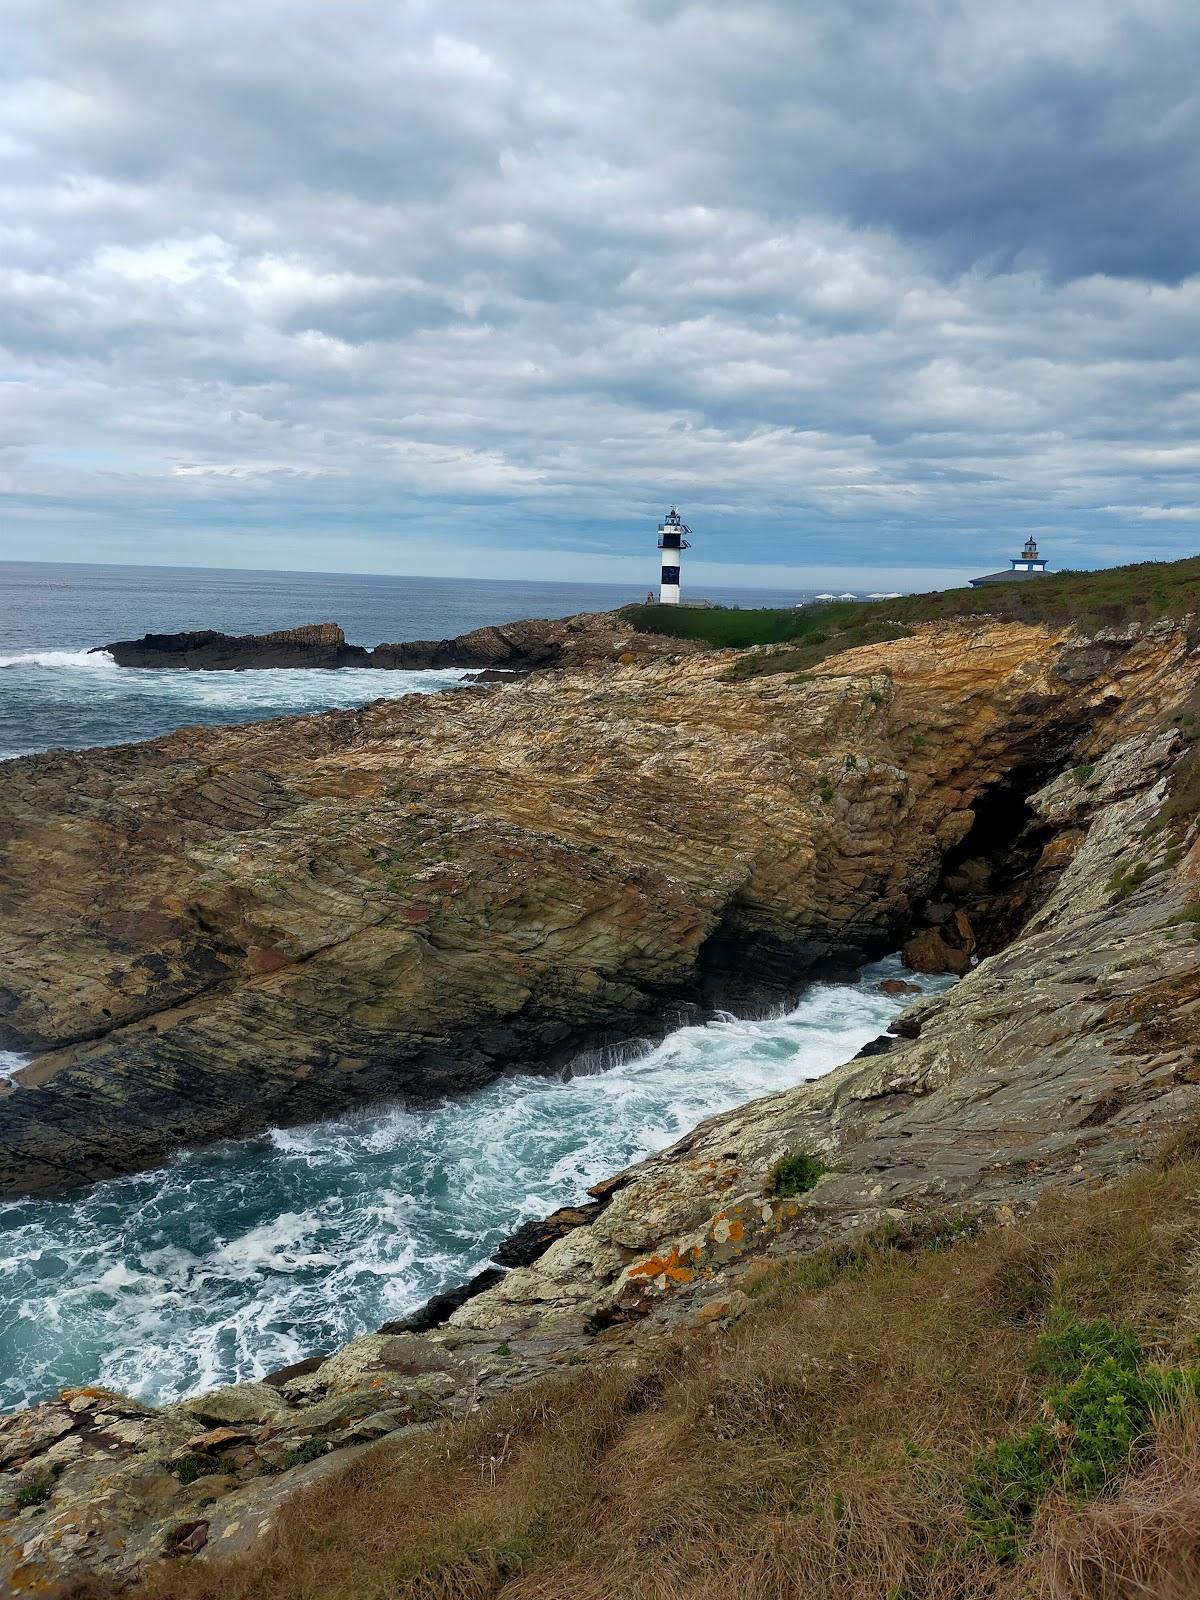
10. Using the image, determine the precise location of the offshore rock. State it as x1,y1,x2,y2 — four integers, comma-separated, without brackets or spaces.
99,611,697,672
100,622,370,670
2,615,1197,1195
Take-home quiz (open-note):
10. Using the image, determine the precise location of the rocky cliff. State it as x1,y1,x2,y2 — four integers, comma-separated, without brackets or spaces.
3,611,1200,1590
1,616,1195,1197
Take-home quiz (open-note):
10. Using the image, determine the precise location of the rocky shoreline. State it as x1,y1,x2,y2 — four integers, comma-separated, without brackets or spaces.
2,607,1200,1590
97,611,697,673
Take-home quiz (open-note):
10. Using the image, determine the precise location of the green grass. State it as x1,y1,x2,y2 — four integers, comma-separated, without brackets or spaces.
623,554,1200,672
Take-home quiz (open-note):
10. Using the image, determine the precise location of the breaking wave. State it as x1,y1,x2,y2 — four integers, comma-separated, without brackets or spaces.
0,650,475,760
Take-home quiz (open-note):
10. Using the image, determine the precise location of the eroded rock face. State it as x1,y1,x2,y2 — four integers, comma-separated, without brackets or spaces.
3,619,1200,1591
1,617,1195,1195
446,722,1200,1341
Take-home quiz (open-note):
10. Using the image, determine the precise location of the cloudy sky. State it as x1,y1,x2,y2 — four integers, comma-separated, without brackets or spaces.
2,0,1199,589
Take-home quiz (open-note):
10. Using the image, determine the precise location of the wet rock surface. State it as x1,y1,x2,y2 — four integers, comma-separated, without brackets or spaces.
2,616,1200,1590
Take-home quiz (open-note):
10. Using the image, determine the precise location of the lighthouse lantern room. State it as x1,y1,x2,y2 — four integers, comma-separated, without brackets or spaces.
657,507,691,604
1010,536,1048,574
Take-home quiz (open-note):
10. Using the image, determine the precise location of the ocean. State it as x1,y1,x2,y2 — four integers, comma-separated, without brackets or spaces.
0,558,933,1413
0,561,816,760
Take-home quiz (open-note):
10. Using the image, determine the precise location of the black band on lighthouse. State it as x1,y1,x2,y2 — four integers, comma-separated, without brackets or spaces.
660,566,680,585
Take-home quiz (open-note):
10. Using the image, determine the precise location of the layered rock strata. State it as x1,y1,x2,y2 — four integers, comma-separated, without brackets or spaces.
1,617,1195,1196
3,685,1199,1592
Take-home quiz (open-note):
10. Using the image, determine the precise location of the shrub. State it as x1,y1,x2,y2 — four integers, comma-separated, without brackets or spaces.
13,1474,52,1509
282,1439,330,1471
170,1454,229,1486
964,1315,1200,1560
767,1151,828,1197
963,1424,1059,1562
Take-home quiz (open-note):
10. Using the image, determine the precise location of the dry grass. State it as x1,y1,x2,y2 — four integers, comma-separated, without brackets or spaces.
65,1155,1200,1600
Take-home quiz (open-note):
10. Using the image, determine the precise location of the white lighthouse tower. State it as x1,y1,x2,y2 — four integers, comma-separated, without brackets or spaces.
657,507,691,604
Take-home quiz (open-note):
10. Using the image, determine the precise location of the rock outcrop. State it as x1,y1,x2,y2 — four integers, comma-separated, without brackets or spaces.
99,611,693,672
2,616,1196,1196
99,623,373,670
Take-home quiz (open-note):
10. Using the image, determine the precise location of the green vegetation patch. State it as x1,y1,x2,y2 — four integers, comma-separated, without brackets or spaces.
12,1474,52,1509
1107,859,1153,903
281,1438,331,1471
964,1313,1200,1561
1151,685,1200,840
767,1150,829,1197
170,1453,232,1486
725,622,914,680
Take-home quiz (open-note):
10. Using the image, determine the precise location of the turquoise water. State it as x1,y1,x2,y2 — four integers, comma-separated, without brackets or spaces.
0,958,948,1411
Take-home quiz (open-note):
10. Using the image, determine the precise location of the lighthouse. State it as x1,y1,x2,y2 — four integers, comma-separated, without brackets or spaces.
657,507,691,604
969,535,1051,587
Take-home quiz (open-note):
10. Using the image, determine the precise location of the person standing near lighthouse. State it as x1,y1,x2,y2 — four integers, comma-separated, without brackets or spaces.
657,507,691,604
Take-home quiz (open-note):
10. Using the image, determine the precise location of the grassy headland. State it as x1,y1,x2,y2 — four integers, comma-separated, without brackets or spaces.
71,1134,1200,1600
624,554,1200,678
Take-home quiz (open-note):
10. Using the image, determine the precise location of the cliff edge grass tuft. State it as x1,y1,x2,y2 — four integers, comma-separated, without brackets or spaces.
65,1125,1200,1600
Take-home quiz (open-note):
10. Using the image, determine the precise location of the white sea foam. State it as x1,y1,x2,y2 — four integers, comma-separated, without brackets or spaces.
0,957,953,1411
0,649,476,761
0,649,120,671
0,1051,29,1082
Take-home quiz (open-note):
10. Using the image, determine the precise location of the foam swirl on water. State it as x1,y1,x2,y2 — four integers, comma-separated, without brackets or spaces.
0,959,951,1412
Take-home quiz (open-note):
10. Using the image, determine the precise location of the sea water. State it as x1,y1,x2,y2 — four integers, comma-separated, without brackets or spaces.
0,958,949,1412
0,561,818,758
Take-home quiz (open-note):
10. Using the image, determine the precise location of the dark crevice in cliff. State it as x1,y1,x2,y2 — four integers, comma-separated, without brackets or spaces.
904,755,1074,975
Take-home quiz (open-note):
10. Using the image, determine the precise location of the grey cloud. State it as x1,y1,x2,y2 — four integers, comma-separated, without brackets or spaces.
0,0,1198,579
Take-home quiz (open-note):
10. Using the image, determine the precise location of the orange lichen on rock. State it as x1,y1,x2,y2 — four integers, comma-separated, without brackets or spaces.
626,1245,700,1284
